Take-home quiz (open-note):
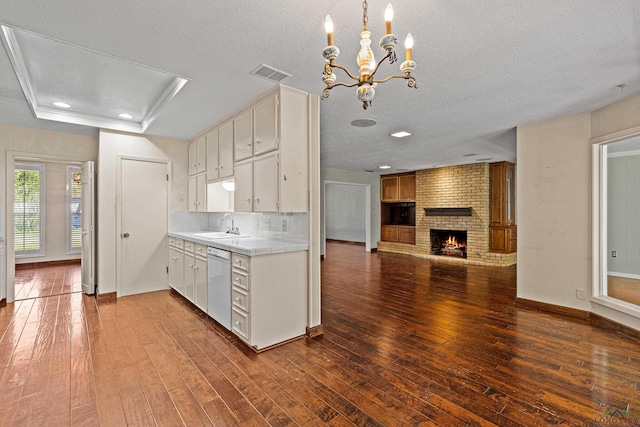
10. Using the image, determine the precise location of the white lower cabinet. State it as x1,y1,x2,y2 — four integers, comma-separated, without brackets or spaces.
231,251,307,351
168,238,185,294
181,240,208,312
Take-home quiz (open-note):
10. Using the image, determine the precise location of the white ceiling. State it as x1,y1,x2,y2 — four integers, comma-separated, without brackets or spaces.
1,1,639,173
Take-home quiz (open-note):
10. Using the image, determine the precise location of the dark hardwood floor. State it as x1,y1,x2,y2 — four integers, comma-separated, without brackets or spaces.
1,241,639,426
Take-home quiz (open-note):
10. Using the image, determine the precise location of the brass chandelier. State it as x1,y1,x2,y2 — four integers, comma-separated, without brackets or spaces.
321,1,418,109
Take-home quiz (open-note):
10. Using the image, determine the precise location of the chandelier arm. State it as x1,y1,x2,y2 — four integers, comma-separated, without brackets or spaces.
328,62,361,82
327,81,361,89
371,73,417,86
368,50,393,80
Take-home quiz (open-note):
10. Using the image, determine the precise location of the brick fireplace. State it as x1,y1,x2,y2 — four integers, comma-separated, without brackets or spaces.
378,163,517,266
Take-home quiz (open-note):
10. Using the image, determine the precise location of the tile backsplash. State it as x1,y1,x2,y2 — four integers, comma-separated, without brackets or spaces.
171,210,308,241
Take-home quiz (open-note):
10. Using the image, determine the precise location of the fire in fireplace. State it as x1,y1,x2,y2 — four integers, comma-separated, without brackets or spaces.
430,229,467,258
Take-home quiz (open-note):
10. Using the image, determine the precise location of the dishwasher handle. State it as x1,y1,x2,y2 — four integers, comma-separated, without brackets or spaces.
207,247,231,261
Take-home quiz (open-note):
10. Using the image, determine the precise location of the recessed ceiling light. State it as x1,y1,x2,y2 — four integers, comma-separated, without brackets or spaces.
476,158,493,162
351,118,377,127
119,113,133,119
379,165,392,169
390,131,411,138
53,101,71,108
463,153,477,157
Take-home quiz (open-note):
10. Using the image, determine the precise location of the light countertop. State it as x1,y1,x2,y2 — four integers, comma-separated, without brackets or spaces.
168,231,308,256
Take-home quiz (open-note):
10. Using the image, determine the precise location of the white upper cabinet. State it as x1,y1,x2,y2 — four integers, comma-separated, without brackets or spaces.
253,95,278,156
205,128,219,181
234,160,253,212
189,136,206,176
233,86,309,213
218,121,234,179
206,122,234,182
234,110,253,162
253,152,279,212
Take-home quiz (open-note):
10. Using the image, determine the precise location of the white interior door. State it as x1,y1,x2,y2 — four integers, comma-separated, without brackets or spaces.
120,159,168,297
81,161,95,294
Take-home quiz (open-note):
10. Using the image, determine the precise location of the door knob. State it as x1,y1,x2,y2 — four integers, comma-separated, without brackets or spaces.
122,232,130,238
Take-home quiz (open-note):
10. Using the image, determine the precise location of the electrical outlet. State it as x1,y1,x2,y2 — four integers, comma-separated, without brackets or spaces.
576,289,586,300
282,219,288,232
612,251,617,257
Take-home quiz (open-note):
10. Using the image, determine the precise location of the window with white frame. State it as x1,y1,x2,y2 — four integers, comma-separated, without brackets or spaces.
14,162,45,257
67,166,82,254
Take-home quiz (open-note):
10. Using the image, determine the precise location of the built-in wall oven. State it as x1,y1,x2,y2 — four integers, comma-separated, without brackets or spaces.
207,247,231,329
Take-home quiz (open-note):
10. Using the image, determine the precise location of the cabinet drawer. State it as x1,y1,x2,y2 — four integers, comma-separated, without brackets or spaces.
232,288,249,312
232,308,249,340
232,253,250,272
173,238,184,249
195,244,207,258
168,236,176,247
183,240,195,253
232,271,249,291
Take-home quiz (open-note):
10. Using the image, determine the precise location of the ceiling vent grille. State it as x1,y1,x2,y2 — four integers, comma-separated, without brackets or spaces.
250,64,291,82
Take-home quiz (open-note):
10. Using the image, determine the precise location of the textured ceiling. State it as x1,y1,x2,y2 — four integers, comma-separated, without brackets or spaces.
1,1,639,173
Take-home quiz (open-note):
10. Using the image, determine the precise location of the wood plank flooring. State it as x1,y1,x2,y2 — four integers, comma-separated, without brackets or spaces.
14,261,82,301
1,241,640,426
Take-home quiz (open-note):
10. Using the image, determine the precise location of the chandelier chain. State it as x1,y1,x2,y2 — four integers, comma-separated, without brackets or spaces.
362,0,368,30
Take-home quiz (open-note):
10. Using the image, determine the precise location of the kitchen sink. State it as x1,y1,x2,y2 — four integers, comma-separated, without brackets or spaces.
193,232,250,239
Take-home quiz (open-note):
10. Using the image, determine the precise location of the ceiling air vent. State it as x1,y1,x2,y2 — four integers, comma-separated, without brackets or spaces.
250,64,291,82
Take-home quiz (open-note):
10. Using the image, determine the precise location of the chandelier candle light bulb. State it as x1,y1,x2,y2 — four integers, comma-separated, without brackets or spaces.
405,33,413,61
325,15,334,46
321,0,418,109
384,4,393,35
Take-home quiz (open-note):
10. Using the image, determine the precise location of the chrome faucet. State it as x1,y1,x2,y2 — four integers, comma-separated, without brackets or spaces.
223,213,240,235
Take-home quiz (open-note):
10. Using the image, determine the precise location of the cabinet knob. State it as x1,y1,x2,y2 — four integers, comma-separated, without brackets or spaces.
246,198,251,204
247,143,252,147
219,166,223,169
256,140,261,144
255,198,259,205
235,297,240,302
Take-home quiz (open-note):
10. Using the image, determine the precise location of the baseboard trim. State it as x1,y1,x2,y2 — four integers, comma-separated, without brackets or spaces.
16,259,81,269
516,297,640,340
306,324,324,338
326,239,366,246
96,292,117,303
515,297,590,320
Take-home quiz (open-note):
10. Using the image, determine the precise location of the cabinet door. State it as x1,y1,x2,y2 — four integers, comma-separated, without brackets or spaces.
234,110,253,161
234,160,253,212
184,252,195,302
381,225,398,242
188,139,199,176
398,174,416,201
206,129,219,181
168,247,184,295
218,121,234,179
188,175,197,212
253,95,278,156
253,152,279,212
381,176,399,201
196,137,206,174
194,256,208,313
196,173,207,212
398,227,416,244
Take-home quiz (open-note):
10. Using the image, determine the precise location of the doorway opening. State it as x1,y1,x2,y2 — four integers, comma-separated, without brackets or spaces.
4,152,94,303
323,181,372,255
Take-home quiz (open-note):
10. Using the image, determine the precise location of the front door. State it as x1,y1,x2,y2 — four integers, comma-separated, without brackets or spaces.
120,159,168,297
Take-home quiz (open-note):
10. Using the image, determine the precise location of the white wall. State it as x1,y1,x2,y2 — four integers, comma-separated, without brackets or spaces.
325,183,366,243
517,113,592,311
320,168,380,255
97,130,188,295
15,162,81,264
0,124,98,301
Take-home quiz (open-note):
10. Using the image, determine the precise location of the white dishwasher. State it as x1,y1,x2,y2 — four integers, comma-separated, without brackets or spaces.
207,247,231,329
